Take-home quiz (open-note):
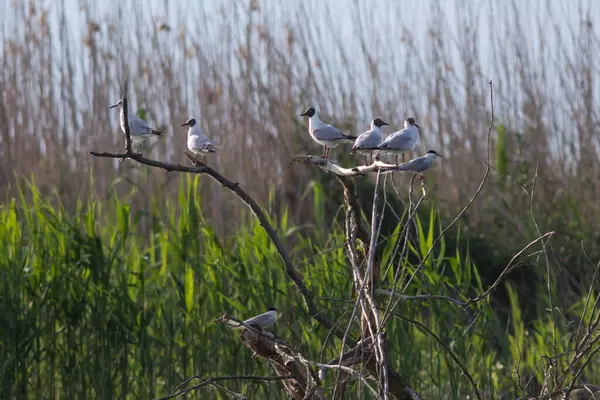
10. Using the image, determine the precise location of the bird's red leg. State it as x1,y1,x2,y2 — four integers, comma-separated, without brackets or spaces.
324,146,329,158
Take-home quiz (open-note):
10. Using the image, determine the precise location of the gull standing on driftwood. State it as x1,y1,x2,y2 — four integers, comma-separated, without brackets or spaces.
181,118,217,164
110,99,164,154
377,117,420,165
216,307,279,331
300,107,357,158
394,150,444,181
350,117,389,164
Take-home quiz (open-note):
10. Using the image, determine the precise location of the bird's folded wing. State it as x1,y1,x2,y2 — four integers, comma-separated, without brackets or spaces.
381,133,413,150
190,135,214,148
353,132,377,148
312,125,345,141
396,157,425,171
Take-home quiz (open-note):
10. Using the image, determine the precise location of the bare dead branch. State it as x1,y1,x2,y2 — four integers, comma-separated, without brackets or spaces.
400,80,496,294
294,151,421,400
212,318,326,399
561,345,600,400
542,383,600,400
381,173,428,327
291,155,415,177
90,81,346,343
154,374,294,400
365,170,388,398
376,290,467,308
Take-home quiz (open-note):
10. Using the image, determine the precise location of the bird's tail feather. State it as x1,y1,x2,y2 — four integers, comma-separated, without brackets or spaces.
214,314,244,329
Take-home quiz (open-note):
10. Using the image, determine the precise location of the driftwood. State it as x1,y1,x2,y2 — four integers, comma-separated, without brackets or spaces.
237,325,326,400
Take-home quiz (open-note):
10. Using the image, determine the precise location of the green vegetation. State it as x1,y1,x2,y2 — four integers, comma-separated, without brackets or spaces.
2,1,600,398
1,178,597,399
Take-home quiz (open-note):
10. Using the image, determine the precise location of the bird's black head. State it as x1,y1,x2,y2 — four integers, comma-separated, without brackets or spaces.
373,118,389,128
406,117,420,129
267,307,278,312
426,150,443,157
181,118,196,127
300,107,316,117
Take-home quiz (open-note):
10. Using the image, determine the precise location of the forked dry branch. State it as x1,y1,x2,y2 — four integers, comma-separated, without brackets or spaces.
292,82,496,400
91,80,419,400
91,78,599,400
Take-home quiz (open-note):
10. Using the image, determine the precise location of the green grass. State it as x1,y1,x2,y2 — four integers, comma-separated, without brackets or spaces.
0,177,596,399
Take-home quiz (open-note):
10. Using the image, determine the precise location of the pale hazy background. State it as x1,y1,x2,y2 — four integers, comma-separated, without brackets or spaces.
1,0,599,234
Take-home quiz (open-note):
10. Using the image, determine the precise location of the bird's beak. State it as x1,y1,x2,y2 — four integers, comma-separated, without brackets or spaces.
382,122,389,126
414,123,420,129
109,103,119,109
437,153,445,158
300,112,307,117
180,122,189,127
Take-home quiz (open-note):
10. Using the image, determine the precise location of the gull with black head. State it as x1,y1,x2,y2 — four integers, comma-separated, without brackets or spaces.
377,117,420,165
300,107,357,158
394,150,444,181
216,307,279,331
350,117,389,164
181,118,217,164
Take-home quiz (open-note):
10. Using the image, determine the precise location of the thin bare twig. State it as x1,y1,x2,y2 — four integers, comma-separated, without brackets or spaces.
528,161,559,392
154,374,294,400
291,156,417,176
376,290,466,308
297,157,419,400
561,345,600,400
464,231,555,307
401,80,495,294
365,170,388,398
381,174,427,327
543,384,600,400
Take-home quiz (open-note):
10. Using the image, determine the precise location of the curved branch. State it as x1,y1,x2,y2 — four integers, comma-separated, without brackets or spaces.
154,374,294,400
464,231,554,307
295,155,419,400
400,80,495,294
91,85,345,342
291,155,414,176
376,290,467,308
